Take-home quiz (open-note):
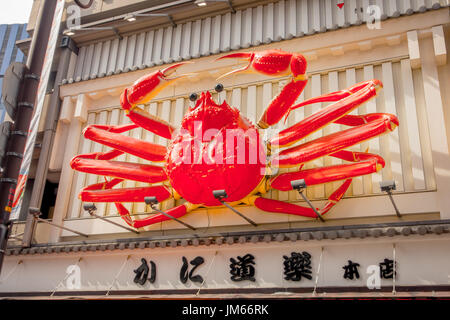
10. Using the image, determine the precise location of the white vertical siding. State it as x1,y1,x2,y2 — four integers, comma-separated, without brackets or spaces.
381,62,404,191
67,57,436,219
65,0,447,83
363,65,382,193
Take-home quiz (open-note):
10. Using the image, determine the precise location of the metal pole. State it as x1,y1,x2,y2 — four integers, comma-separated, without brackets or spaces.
312,246,324,296
387,190,402,218
196,250,218,296
11,0,66,219
106,255,131,296
392,243,396,295
0,0,58,274
50,257,82,297
88,212,140,234
151,206,197,231
0,260,22,284
34,216,89,238
22,38,78,248
220,201,258,227
298,191,325,222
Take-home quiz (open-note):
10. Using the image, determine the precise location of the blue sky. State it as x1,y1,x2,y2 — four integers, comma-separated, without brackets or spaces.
0,0,34,24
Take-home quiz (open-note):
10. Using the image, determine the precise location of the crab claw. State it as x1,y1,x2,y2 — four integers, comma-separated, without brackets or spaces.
216,50,307,82
124,62,195,108
160,61,197,80
216,52,255,80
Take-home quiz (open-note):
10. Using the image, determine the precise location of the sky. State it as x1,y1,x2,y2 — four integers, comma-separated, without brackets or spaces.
0,0,34,24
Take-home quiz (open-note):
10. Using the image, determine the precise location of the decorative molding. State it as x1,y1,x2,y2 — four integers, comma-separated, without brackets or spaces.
6,220,450,256
407,30,421,69
73,94,89,123
431,25,447,66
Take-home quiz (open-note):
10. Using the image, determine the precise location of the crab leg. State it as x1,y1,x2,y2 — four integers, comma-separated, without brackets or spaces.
283,79,382,120
80,184,172,203
272,113,398,168
70,157,167,183
269,150,384,217
217,50,308,128
249,179,352,218
270,150,385,190
71,125,168,184
120,62,193,139
258,79,308,128
77,177,176,228
271,80,381,147
115,202,198,229
83,124,166,162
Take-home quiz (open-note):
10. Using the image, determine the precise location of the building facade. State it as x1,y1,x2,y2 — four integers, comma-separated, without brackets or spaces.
0,23,28,122
0,0,449,298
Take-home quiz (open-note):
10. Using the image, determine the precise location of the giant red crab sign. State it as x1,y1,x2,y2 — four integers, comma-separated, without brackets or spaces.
70,49,399,229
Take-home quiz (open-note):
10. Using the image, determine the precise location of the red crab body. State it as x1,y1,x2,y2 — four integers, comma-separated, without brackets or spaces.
166,91,266,206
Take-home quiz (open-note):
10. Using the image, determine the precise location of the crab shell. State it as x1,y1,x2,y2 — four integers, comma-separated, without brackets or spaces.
165,91,267,206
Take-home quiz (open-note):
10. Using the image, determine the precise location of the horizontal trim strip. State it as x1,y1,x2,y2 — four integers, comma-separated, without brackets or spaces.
6,220,450,256
1,285,450,298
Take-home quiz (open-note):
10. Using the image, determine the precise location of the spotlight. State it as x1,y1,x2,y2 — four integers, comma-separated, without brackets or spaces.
29,207,89,237
28,207,41,217
212,189,227,200
144,197,196,230
144,196,158,206
290,179,325,222
195,0,207,7
213,189,257,226
379,180,402,217
123,13,176,27
64,28,76,36
194,0,236,13
83,202,139,233
380,180,396,192
291,179,306,191
124,14,137,22
83,203,97,213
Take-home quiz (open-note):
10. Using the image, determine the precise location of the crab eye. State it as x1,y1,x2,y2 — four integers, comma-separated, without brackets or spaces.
189,93,198,101
215,83,224,93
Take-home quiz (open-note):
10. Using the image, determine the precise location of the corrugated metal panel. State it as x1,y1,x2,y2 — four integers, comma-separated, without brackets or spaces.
63,0,448,84
66,58,435,218
0,24,28,122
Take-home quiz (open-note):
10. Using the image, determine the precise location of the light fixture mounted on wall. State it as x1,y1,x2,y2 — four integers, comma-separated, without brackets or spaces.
63,27,123,40
144,197,197,230
291,179,325,222
194,0,236,13
123,13,177,27
82,203,140,234
380,180,402,218
29,207,89,238
212,190,258,227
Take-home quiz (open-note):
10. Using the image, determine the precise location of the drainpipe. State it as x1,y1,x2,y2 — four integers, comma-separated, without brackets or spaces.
0,0,57,274
21,37,78,248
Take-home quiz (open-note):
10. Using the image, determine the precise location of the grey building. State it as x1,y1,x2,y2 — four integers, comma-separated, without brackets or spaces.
0,23,28,122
